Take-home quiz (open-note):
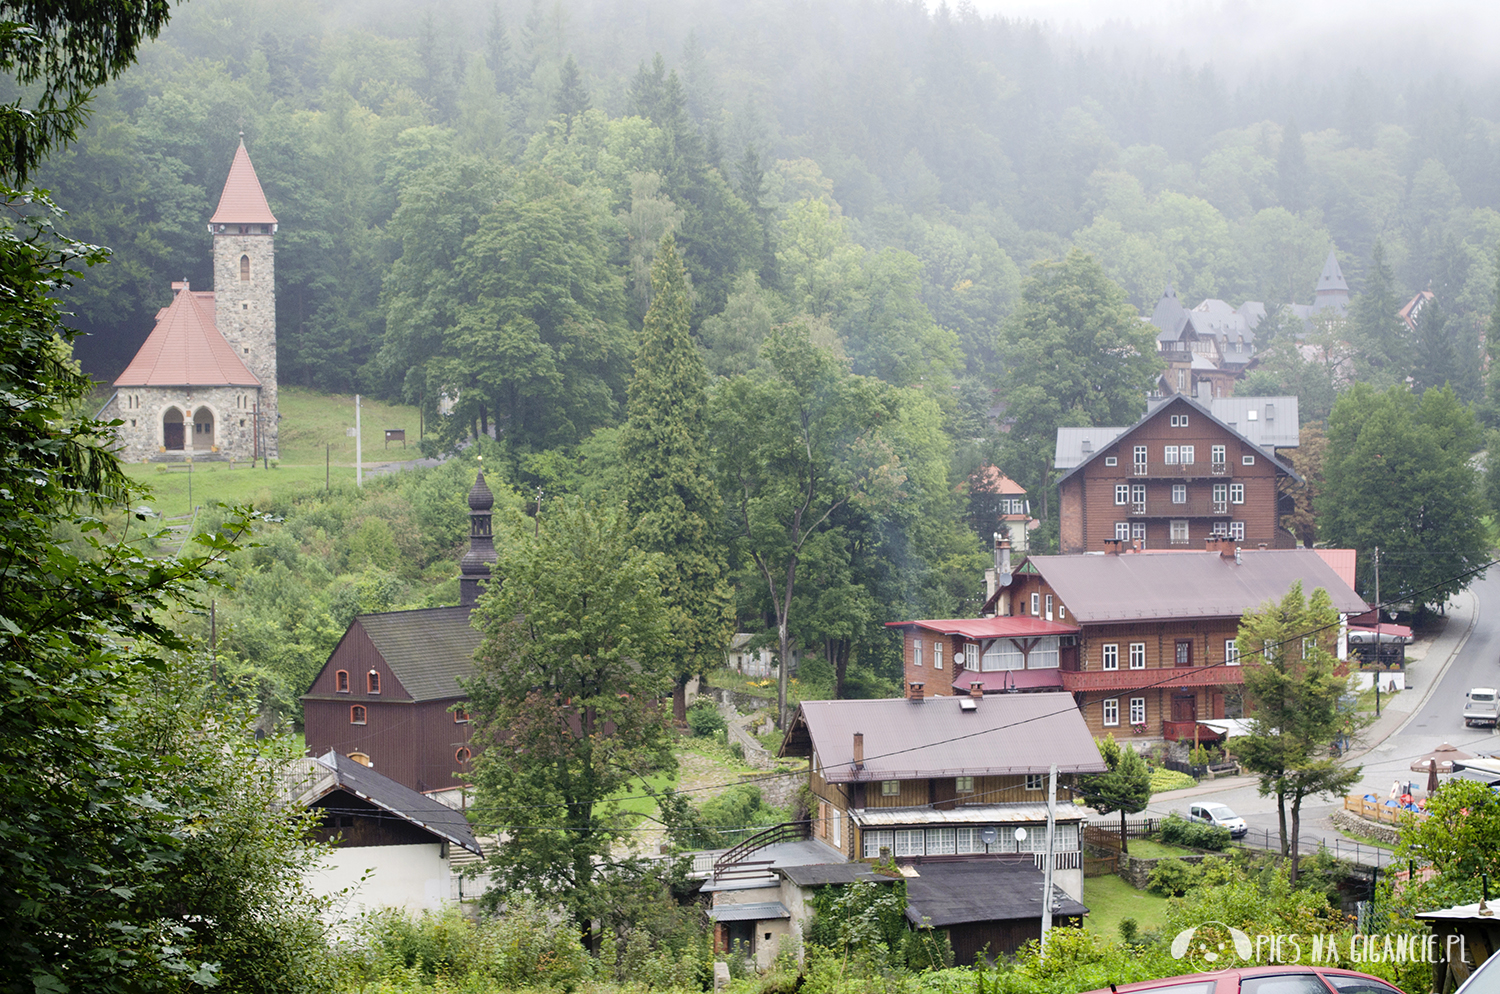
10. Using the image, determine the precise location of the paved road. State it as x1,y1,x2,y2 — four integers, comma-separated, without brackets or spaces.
1139,568,1500,864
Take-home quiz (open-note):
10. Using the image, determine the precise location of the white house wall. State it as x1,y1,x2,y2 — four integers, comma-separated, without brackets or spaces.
307,842,455,919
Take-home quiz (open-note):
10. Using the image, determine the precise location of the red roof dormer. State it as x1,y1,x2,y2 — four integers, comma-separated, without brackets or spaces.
209,139,278,228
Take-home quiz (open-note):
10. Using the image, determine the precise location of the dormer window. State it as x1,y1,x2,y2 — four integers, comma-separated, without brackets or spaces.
367,670,381,694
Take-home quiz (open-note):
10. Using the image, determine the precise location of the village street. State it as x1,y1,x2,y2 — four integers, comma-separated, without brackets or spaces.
1142,567,1500,868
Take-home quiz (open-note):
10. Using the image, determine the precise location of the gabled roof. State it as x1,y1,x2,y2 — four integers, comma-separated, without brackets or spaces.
299,750,481,855
1014,549,1367,623
780,692,1104,782
885,616,1076,639
210,139,278,226
113,285,260,387
1150,285,1192,342
1206,396,1299,449
1053,394,1301,482
348,606,482,702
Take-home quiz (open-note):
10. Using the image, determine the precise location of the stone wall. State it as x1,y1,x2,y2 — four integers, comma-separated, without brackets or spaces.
1330,808,1401,847
104,385,264,463
214,231,278,456
1118,852,1225,890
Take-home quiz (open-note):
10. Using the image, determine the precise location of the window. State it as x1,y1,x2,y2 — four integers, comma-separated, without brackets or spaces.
1247,409,1258,421
1114,522,1130,540
348,752,371,767
1242,454,1256,465
1180,445,1194,465
964,643,978,669
956,775,974,793
1129,643,1146,669
455,747,471,763
1131,522,1146,546
1044,594,1053,620
1172,484,1187,504
863,829,894,858
1131,483,1146,508
1102,644,1119,671
1211,521,1229,536
1226,640,1240,665
1103,698,1119,726
982,640,1024,671
239,254,250,281
350,705,367,725
454,707,470,723
1230,520,1245,540
1230,483,1244,504
1025,774,1045,790
1105,456,1118,466
1115,484,1130,505
1170,413,1189,427
1211,444,1226,464
1212,482,1227,505
367,670,381,694
1177,368,1186,390
1170,519,1189,543
1133,445,1147,472
1164,445,1179,464
335,669,349,693
882,780,900,796
1130,697,1146,724
1176,640,1193,666
925,826,957,855
894,829,925,857
1028,639,1059,669
956,826,985,854
934,641,943,671
914,639,923,667
1030,592,1040,616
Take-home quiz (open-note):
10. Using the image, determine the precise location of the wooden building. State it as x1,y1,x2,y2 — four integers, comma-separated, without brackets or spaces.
1053,393,1300,555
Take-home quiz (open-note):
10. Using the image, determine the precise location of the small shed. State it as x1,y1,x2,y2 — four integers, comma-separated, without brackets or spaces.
902,858,1087,964
1415,901,1500,992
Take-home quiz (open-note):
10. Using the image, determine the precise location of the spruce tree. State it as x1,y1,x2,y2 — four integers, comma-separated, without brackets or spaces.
485,3,515,93
1349,238,1405,378
1277,117,1309,214
619,235,732,721
555,55,590,134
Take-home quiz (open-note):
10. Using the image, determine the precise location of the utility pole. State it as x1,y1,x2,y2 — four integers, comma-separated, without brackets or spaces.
1373,546,1381,717
1040,762,1058,956
355,393,363,488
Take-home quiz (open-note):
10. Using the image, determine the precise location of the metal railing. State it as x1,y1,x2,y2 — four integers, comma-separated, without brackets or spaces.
1234,828,1397,868
711,820,811,881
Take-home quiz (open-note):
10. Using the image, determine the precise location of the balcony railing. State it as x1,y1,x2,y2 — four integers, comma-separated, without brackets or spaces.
1212,500,1228,514
1210,461,1229,475
1132,463,1233,479
1126,500,1234,518
1131,501,1146,513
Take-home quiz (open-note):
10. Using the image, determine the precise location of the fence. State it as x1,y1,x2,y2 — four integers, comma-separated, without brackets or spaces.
1235,827,1397,869
1344,793,1427,825
1084,818,1160,849
1084,855,1119,877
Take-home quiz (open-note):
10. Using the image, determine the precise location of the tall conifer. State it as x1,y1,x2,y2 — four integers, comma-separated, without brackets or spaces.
620,235,732,720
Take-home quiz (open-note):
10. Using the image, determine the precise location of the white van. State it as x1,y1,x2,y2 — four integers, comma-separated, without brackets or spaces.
1465,688,1499,728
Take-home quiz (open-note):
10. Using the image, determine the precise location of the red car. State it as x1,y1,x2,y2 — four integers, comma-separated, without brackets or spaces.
1084,966,1406,994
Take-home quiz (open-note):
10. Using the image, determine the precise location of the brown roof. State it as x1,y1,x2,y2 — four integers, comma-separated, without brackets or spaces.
1022,549,1367,623
781,692,1104,782
210,140,277,226
113,285,260,387
349,606,481,702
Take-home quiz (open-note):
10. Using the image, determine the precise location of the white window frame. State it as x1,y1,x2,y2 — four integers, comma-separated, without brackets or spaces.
1102,643,1119,671
1025,774,1045,791
982,640,1025,671
1129,697,1146,725
1170,519,1189,543
1105,456,1118,466
1172,484,1187,504
1129,642,1146,669
1045,594,1053,621
1230,520,1245,541
1226,639,1240,665
1213,483,1228,504
925,827,956,855
1164,445,1179,465
1133,445,1148,472
914,639,923,667
1115,484,1130,505
964,643,978,669
1115,521,1130,540
1030,592,1040,616
1103,698,1119,726
1211,444,1226,464
1181,445,1195,465
894,829,925,857
956,775,974,793
1243,454,1256,465
934,641,943,671
1230,483,1244,504
864,829,894,859
1131,522,1146,546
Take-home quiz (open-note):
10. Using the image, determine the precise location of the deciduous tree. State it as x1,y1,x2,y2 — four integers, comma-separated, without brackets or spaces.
1080,736,1152,855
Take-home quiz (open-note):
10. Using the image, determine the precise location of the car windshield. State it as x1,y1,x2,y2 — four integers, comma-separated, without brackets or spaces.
1205,804,1236,818
1474,693,1496,702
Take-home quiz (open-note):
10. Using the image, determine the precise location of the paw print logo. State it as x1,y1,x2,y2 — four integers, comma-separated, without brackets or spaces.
1171,922,1253,963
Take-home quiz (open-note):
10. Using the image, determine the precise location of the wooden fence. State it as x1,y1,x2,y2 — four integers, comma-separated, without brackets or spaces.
1344,794,1427,825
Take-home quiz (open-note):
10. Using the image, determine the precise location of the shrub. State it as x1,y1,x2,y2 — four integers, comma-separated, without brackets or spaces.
1147,767,1197,793
1146,857,1199,896
1158,812,1231,851
687,696,727,737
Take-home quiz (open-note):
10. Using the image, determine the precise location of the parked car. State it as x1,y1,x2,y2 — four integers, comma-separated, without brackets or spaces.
1084,965,1404,994
1186,801,1248,839
1455,939,1500,993
1465,687,1500,728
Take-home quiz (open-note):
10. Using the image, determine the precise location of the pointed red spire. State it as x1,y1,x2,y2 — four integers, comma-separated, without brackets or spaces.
209,138,277,226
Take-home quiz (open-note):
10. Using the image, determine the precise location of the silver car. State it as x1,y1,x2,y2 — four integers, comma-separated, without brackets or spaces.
1187,801,1248,839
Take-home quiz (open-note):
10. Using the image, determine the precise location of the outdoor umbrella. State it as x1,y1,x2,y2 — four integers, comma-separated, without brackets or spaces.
1412,743,1474,793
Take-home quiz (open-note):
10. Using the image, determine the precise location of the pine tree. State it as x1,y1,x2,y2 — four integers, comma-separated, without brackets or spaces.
619,235,733,721
1277,117,1309,214
1349,238,1405,377
485,3,515,93
1079,736,1151,855
1413,296,1458,393
555,54,589,134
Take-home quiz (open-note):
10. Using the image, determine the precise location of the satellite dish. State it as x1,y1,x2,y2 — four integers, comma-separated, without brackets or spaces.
979,827,998,846
1013,827,1027,843
998,572,1013,587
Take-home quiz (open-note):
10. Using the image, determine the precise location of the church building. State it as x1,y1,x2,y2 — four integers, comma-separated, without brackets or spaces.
102,139,279,461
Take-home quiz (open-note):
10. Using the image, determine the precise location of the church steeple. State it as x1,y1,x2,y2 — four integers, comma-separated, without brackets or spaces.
459,468,497,607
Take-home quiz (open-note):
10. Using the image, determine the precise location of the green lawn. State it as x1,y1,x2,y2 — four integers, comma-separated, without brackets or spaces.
1122,839,1202,859
1084,873,1172,939
124,387,425,516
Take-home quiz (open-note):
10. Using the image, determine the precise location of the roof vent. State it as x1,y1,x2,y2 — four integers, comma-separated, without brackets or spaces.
1081,438,1093,454
960,698,978,712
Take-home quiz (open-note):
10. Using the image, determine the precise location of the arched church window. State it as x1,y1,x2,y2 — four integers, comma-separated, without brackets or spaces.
239,255,250,281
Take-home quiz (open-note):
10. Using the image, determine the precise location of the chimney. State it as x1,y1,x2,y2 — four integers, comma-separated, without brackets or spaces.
1103,538,1124,555
970,681,984,700
1208,536,1235,559
1235,547,1243,566
992,532,1004,571
999,534,1012,575
1258,542,1267,550
853,732,864,770
908,681,925,702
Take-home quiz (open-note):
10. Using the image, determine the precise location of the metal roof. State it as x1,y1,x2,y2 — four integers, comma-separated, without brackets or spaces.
353,606,482,702
1208,396,1300,449
298,750,482,855
1054,426,1128,470
781,692,1104,782
709,901,790,922
114,286,260,388
885,617,1076,639
903,859,1088,928
210,140,278,225
1023,549,1367,623
850,803,1087,827
1315,250,1348,293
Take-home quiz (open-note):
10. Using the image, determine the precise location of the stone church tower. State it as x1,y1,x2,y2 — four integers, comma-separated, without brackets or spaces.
105,139,279,462
208,138,279,457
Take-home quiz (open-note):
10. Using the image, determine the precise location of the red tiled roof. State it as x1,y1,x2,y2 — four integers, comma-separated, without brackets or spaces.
951,668,1063,692
114,285,260,387
209,140,277,226
1060,666,1245,692
885,617,1077,638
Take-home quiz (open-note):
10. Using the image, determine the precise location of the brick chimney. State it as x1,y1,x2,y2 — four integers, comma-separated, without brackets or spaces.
908,681,925,702
1103,538,1125,555
970,681,984,700
1206,536,1236,559
853,731,864,770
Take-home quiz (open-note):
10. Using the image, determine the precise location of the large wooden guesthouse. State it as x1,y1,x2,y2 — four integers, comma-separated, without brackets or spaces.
889,542,1367,741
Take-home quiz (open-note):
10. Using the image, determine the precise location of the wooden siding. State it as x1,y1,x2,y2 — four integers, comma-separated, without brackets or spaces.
1081,685,1227,739
1059,406,1290,554
309,791,438,848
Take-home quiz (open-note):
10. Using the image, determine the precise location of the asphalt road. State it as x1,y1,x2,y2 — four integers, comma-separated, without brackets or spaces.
1140,568,1500,865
